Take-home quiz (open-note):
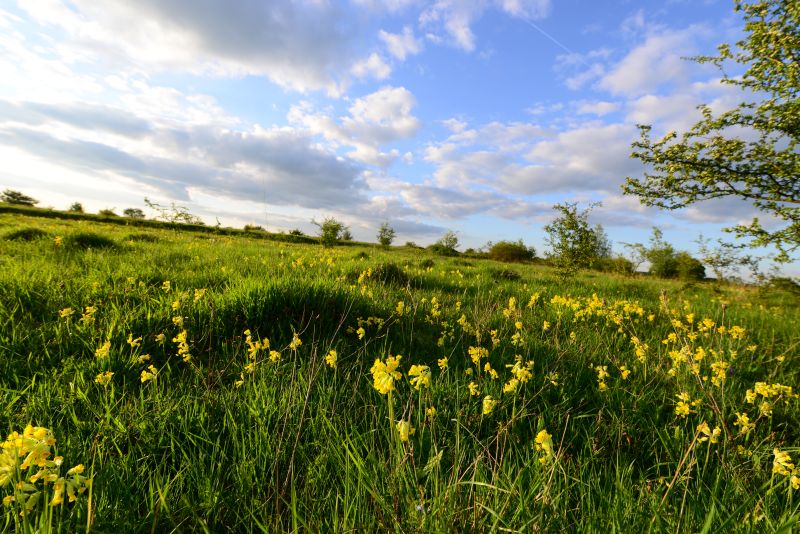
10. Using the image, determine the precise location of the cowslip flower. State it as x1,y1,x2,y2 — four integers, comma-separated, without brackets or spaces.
325,349,337,369
289,333,302,350
437,357,448,370
408,364,431,390
95,341,111,359
734,412,755,435
535,429,554,464
370,355,402,395
58,307,74,319
482,395,497,415
94,371,114,386
127,333,142,348
396,420,415,442
773,449,795,476
140,365,158,383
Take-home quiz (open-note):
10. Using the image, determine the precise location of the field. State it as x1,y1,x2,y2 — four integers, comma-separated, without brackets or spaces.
1,213,799,532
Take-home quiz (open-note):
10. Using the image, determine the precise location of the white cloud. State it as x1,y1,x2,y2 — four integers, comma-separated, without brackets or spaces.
379,26,423,60
350,53,392,81
576,100,620,116
599,25,710,97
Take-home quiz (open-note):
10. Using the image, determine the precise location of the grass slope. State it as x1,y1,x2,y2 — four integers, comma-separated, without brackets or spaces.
0,213,798,532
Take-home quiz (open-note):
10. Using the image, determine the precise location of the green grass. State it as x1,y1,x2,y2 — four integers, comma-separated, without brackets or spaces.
1,213,798,532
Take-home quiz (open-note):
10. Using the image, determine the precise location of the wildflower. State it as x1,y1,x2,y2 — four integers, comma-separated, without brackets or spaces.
161,280,171,292
80,306,97,325
140,365,158,383
395,301,405,316
172,329,191,363
728,326,746,340
172,316,184,327
546,371,559,386
171,300,181,311
542,320,551,332
58,307,74,319
269,350,281,363
514,321,523,330
482,395,498,415
94,371,114,386
792,476,800,490
675,392,694,418
54,236,63,247
356,326,366,340
535,429,554,464
95,340,111,359
619,365,631,380
138,354,151,364
408,364,431,390
370,355,402,395
468,381,480,396
155,333,166,344
483,362,498,380
468,346,488,366
503,377,519,394
396,420,415,442
193,288,206,303
437,356,448,370
734,412,755,435
569,331,576,342
127,333,142,348
325,349,337,369
289,333,302,350
773,449,795,476
426,406,436,420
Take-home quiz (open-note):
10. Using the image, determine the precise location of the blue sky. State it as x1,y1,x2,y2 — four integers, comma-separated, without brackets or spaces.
0,0,795,274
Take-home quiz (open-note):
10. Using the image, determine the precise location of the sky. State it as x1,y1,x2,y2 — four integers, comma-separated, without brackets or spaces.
0,0,795,274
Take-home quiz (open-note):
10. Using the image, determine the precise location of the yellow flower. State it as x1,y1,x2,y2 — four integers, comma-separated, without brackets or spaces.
94,371,114,386
138,354,151,364
542,320,551,332
396,420,415,442
193,288,206,303
408,364,431,390
619,365,631,380
95,340,111,359
426,406,436,419
468,381,480,396
535,429,554,464
127,333,142,348
155,333,166,344
140,365,158,383
54,236,63,247
437,356,448,370
161,280,171,292
395,301,405,315
482,395,497,415
356,326,366,340
791,476,800,490
468,346,488,366
773,449,795,476
734,412,755,435
289,333,302,350
269,350,282,363
325,349,337,369
58,307,74,318
370,355,402,395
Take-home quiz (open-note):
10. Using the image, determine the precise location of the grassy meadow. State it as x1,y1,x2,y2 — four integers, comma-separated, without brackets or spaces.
1,212,799,532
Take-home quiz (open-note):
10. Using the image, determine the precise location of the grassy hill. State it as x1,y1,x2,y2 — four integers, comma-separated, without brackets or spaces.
1,212,798,532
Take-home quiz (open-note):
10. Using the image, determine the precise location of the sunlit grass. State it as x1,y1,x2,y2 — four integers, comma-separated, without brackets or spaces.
1,213,798,531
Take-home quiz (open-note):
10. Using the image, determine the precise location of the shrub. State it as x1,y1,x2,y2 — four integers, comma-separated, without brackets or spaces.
419,258,435,269
595,256,635,275
675,252,706,281
488,240,535,263
98,208,118,217
68,202,84,213
4,228,49,241
123,208,146,219
289,229,305,236
1,189,38,206
244,224,265,233
125,233,159,243
64,232,117,250
377,222,396,247
313,217,348,247
489,268,522,281
372,262,410,286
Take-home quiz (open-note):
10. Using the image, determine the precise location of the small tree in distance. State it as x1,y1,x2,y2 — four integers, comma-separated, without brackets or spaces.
313,216,348,247
488,240,536,263
123,208,146,219
69,202,84,213
377,222,396,247
544,202,610,277
1,189,38,206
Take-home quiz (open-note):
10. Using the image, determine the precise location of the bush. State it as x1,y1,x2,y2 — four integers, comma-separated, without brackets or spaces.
419,258,435,269
68,202,84,213
244,224,265,233
377,222,396,247
64,232,117,250
372,262,410,286
4,228,49,241
488,240,535,263
313,217,348,247
489,268,522,281
595,256,635,275
123,208,146,219
675,252,706,281
1,189,38,206
289,229,305,236
125,233,159,243
98,208,118,217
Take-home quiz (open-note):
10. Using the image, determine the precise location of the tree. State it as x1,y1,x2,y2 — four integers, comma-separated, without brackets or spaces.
123,208,146,219
544,203,610,276
488,240,536,263
312,217,348,247
624,0,800,261
695,234,758,281
428,230,459,256
144,197,203,225
98,208,118,217
1,189,38,206
68,202,84,213
377,222,396,247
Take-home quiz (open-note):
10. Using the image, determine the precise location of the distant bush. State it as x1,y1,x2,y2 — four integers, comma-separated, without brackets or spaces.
125,233,159,243
372,262,410,286
675,252,706,281
64,232,117,250
768,277,800,295
4,228,49,241
68,202,84,213
405,241,419,249
377,222,396,247
244,224,265,233
489,268,521,281
595,256,635,275
419,258,435,269
289,229,305,236
98,208,118,217
488,240,535,263
123,208,146,219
